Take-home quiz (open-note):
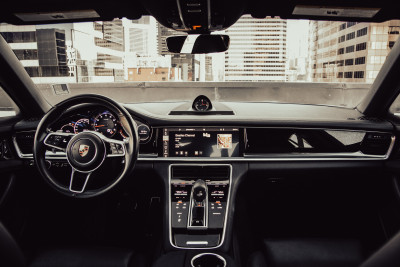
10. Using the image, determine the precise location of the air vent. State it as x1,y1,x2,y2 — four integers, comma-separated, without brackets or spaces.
357,116,384,123
172,165,230,179
360,132,392,156
15,131,35,154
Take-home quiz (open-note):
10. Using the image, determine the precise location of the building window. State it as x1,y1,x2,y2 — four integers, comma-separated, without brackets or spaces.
354,71,365,79
346,32,355,40
0,32,37,43
344,72,353,78
357,27,368,37
345,59,354,66
338,35,345,43
337,72,343,78
24,66,68,77
389,26,400,34
337,60,344,67
356,42,367,51
347,22,357,28
355,57,366,65
346,45,355,53
339,23,347,31
337,48,345,55
13,49,38,60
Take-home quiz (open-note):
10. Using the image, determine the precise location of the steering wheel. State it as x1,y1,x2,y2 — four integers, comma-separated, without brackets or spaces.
33,94,139,198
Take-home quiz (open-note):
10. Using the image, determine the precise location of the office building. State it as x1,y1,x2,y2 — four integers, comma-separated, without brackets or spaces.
224,15,288,82
0,19,126,83
309,20,400,83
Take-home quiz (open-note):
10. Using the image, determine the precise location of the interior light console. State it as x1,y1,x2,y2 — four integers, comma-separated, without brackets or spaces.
161,127,243,158
169,164,231,248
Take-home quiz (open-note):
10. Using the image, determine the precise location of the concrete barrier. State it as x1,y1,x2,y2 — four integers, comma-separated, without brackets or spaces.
2,82,371,110
35,82,371,108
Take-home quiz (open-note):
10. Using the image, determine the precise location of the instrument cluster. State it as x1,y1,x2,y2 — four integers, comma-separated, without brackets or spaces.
53,107,151,142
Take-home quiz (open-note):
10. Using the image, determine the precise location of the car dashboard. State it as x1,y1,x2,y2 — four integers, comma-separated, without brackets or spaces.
11,101,396,162
7,100,397,250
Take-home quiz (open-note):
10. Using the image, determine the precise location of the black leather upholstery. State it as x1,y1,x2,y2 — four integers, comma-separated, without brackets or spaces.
360,231,400,267
29,247,145,267
0,221,25,267
249,239,363,267
0,221,144,267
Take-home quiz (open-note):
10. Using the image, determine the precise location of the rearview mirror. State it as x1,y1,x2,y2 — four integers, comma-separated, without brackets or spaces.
166,34,230,54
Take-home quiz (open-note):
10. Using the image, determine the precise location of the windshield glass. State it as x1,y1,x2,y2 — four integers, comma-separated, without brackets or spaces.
1,16,399,107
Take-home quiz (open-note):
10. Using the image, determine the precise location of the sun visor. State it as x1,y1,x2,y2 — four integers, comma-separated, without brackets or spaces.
14,10,100,22
292,5,380,18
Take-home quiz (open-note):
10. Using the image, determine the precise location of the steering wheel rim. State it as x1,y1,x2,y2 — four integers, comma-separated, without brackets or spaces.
33,94,139,198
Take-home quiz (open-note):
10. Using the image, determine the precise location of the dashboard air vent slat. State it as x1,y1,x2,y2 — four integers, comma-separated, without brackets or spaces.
172,166,230,179
15,132,35,155
360,132,392,156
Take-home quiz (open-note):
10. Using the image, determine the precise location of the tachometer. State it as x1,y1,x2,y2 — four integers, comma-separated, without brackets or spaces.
61,123,75,133
74,118,91,134
94,113,118,138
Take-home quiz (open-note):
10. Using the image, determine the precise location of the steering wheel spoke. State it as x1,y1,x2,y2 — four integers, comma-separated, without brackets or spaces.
44,132,74,151
69,169,92,194
104,138,126,158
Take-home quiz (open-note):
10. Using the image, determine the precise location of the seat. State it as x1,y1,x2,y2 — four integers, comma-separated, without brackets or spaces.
0,221,145,267
248,238,364,267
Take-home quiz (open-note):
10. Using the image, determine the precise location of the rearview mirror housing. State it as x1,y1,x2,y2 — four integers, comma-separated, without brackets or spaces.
166,34,230,54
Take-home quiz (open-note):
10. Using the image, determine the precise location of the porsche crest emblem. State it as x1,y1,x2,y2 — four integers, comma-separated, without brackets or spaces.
79,144,90,157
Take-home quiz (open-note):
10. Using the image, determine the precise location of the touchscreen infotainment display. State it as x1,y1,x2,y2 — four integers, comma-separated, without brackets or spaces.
162,127,241,157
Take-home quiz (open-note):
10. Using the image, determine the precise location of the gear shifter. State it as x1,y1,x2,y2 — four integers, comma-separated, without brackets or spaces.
189,179,208,228
193,179,207,202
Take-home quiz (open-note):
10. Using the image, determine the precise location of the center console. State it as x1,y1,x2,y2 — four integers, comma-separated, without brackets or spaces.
169,164,231,248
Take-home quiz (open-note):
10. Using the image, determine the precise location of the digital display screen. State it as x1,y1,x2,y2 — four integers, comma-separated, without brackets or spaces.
162,127,241,157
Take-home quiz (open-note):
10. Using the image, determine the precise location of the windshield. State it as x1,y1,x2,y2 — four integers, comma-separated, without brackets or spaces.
1,16,399,107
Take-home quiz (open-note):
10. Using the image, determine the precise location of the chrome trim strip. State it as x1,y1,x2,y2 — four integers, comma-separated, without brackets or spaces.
14,133,396,162
169,164,232,250
13,136,67,159
14,131,126,160
190,253,226,267
139,134,396,161
186,241,208,245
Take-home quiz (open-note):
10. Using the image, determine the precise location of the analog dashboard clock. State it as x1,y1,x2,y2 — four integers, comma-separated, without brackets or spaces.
192,95,213,112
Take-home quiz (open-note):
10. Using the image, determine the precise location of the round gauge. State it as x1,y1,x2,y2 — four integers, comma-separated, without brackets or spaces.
74,118,92,134
137,124,151,142
61,123,75,133
193,95,212,112
94,113,118,138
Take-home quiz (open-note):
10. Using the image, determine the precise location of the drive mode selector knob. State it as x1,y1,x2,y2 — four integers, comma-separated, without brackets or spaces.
192,179,207,202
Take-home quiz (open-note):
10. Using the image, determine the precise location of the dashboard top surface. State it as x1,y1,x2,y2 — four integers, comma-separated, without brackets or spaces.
11,101,394,132
123,102,393,131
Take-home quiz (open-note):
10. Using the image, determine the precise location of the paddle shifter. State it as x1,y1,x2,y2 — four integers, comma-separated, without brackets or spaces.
189,179,208,228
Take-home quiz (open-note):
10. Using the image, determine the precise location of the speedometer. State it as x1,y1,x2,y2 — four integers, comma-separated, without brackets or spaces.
74,118,91,134
94,113,118,138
